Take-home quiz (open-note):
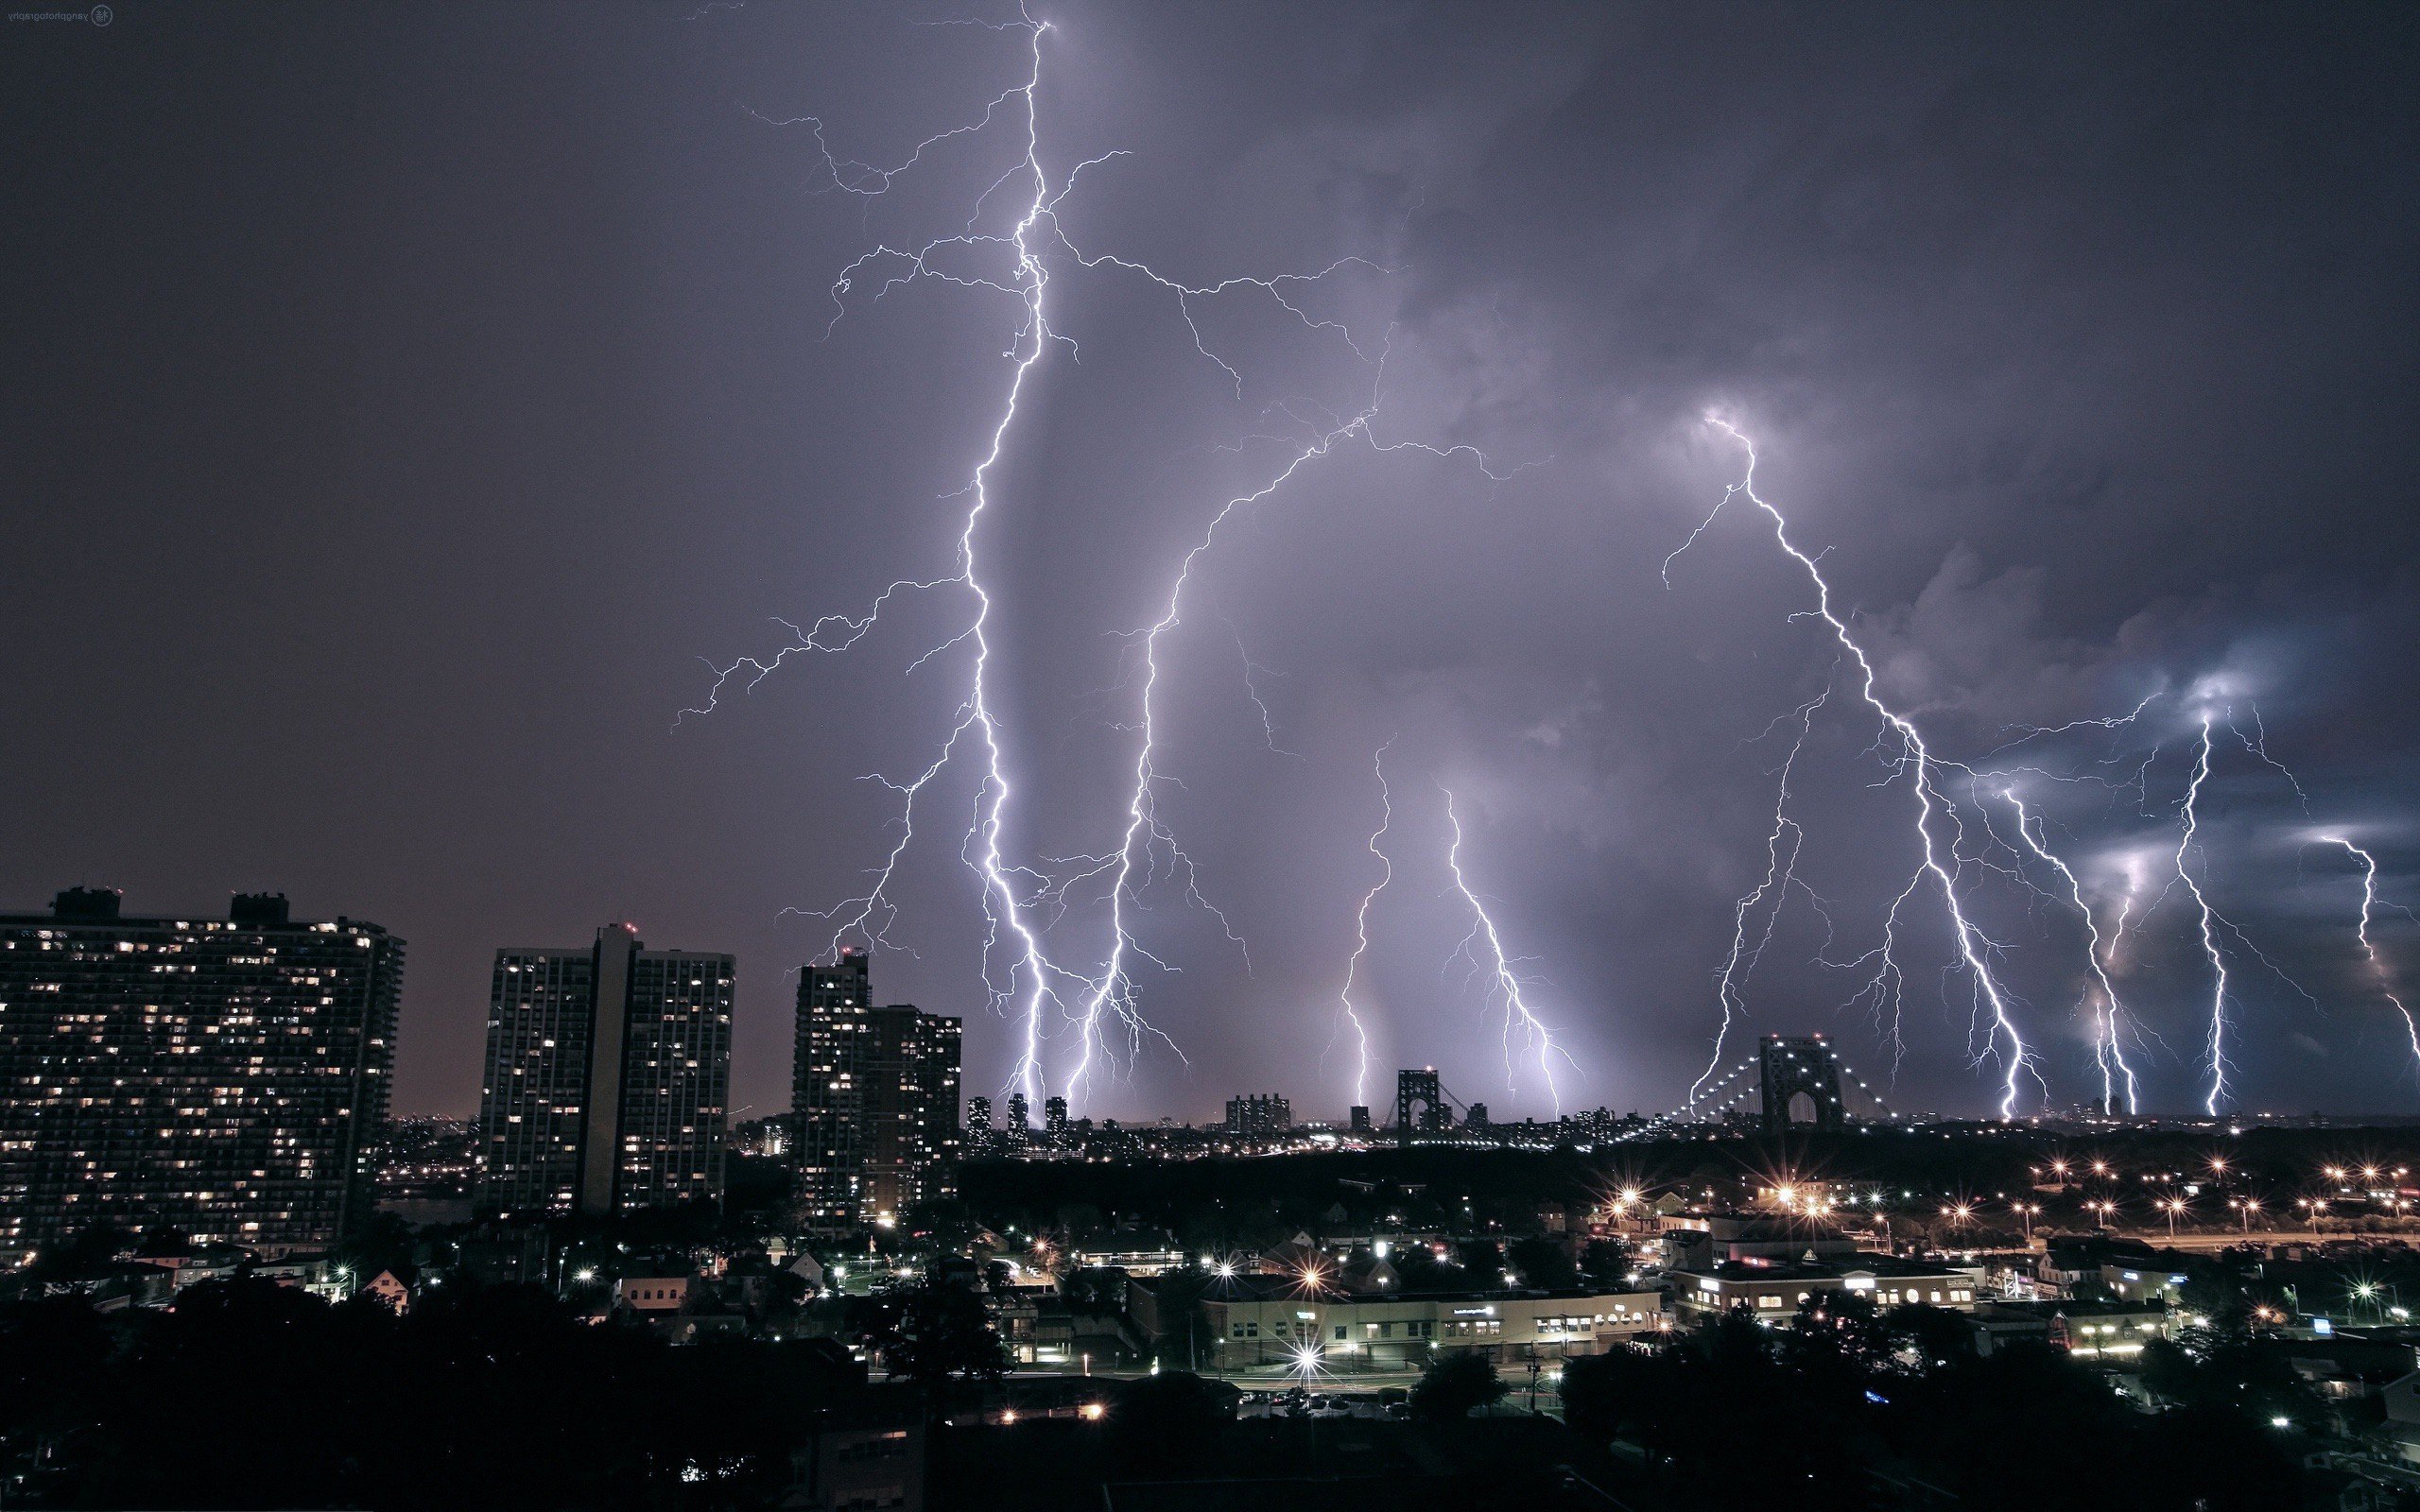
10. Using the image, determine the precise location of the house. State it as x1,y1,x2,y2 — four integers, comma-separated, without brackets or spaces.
360,1263,419,1314
617,1274,696,1317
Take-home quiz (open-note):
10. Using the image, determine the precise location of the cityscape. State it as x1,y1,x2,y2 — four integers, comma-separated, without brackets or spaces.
9,3,2420,1511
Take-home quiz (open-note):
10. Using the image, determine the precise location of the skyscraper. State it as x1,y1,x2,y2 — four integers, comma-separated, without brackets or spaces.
0,888,402,1263
793,950,871,1225
1224,1093,1292,1139
790,952,961,1226
863,1005,961,1219
478,923,733,1216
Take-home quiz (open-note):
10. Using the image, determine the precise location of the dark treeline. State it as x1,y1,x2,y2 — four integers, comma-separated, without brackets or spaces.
960,1125,2420,1240
1562,1298,2315,1512
0,1279,860,1509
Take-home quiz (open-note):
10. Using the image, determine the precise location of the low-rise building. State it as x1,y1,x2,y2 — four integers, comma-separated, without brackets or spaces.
1966,1298,2169,1360
617,1273,694,1317
1188,1280,1667,1369
1671,1255,1980,1319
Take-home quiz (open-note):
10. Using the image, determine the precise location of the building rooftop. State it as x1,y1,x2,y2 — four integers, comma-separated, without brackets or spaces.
1676,1253,1965,1282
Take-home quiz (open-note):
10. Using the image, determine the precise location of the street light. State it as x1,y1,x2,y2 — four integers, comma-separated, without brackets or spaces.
2089,1200,2117,1230
2231,1197,2262,1234
2013,1202,2040,1239
2159,1197,2187,1240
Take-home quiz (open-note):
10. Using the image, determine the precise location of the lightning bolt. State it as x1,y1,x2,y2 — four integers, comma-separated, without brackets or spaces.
1669,420,2037,1118
1689,683,1827,1105
1064,379,1515,1104
2005,791,2139,1114
692,9,1518,1108
1329,742,1396,1110
2325,835,2420,1083
2175,713,2235,1113
683,15,1107,1106
1441,787,1571,1111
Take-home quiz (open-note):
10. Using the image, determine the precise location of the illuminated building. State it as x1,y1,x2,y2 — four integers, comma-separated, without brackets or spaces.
1672,1256,1979,1318
1223,1093,1291,1139
791,950,960,1225
1154,1276,1667,1368
478,923,733,1216
862,1004,960,1220
0,887,401,1263
793,951,871,1224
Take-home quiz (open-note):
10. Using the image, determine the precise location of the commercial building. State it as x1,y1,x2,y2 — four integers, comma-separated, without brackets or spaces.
1173,1277,1668,1369
1966,1299,2171,1360
478,923,733,1215
791,950,960,1226
1672,1256,1980,1318
0,887,402,1263
1664,1211,1981,1319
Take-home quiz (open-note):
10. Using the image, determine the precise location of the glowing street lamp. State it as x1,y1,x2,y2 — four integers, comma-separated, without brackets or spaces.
2089,1200,2118,1230
2158,1196,2187,1239
2013,1201,2041,1239
2231,1197,2262,1234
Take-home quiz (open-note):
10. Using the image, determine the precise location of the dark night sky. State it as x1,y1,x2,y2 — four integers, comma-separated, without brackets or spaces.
6,3,2418,1125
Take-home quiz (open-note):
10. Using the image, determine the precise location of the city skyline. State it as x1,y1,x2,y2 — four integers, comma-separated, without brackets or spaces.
7,6,2419,1125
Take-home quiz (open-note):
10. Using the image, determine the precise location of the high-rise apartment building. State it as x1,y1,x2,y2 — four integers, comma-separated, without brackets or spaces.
1224,1093,1292,1139
793,950,872,1224
863,1005,961,1219
0,888,402,1263
790,951,961,1226
478,924,733,1216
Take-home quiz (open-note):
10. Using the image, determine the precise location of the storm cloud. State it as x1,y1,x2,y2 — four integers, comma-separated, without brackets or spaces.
5,2,2415,1122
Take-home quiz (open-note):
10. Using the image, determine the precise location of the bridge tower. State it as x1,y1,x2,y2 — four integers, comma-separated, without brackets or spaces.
1758,1034,1847,1132
1395,1068,1445,1144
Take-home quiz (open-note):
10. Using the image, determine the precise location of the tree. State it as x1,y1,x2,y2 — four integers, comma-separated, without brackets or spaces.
1506,1236,1580,1291
1106,1372,1232,1475
1559,1347,1662,1443
1455,1239,1505,1285
860,1278,1010,1399
1410,1350,1506,1421
1060,1266,1126,1314
1578,1237,1633,1289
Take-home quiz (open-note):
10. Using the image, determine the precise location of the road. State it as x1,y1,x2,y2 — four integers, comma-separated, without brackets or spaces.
2116,1228,2341,1251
